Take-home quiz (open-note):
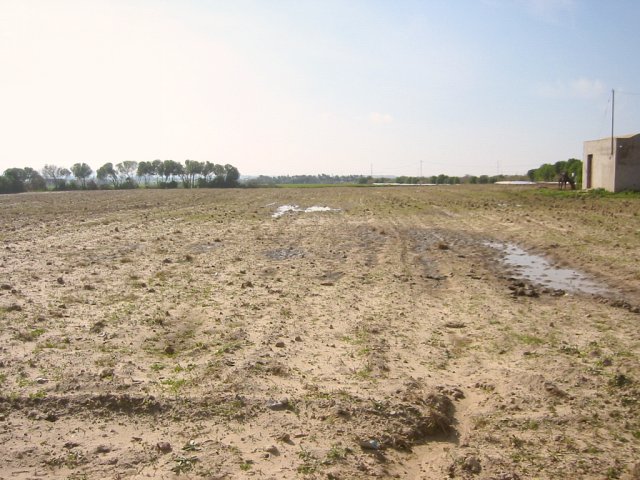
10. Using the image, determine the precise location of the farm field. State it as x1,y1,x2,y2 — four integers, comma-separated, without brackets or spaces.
0,185,639,479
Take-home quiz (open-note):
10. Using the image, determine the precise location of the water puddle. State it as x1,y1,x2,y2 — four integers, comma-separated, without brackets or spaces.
487,242,609,296
265,247,305,260
272,204,340,218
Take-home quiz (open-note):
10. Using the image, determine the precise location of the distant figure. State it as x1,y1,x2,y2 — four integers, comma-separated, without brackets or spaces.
558,172,576,190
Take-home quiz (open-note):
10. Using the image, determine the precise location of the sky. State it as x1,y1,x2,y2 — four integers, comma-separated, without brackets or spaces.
1,0,639,178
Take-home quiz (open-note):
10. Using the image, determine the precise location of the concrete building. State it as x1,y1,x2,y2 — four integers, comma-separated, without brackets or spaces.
583,133,640,192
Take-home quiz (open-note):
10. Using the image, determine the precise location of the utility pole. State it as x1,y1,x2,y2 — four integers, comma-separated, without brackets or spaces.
420,160,423,178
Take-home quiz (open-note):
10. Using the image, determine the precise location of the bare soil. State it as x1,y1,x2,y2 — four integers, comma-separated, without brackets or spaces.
0,186,639,479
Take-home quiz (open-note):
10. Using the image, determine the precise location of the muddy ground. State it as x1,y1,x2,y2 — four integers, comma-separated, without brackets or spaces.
0,185,639,479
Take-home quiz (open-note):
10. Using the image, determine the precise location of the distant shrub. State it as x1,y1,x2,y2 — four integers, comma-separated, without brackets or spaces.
158,180,179,189
118,178,137,189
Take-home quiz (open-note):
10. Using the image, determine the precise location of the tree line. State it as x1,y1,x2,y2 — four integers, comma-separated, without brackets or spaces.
0,157,585,194
0,160,240,194
527,158,582,184
247,173,523,186
246,174,365,186
96,160,239,189
361,174,519,185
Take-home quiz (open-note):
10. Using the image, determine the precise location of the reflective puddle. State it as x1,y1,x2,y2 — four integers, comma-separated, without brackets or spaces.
265,247,305,260
487,242,609,295
272,205,340,218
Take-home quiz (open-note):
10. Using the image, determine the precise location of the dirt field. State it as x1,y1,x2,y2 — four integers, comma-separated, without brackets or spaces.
1,185,639,480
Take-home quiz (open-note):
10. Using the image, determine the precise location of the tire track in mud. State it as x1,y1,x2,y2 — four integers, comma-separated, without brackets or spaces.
173,212,466,478
370,215,531,476
369,215,587,476
382,213,640,479
307,216,471,475
224,213,469,476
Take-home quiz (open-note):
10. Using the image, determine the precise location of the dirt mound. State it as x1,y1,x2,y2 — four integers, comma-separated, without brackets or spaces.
299,383,455,452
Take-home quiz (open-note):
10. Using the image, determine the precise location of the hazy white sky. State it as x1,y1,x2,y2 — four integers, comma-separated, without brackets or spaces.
1,0,639,177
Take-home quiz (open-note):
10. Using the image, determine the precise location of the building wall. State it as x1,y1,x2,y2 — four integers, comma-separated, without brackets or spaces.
583,138,616,191
614,135,640,191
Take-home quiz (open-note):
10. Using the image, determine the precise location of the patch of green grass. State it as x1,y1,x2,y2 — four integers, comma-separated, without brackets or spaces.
63,451,87,468
193,341,209,351
205,399,246,419
39,337,70,349
354,366,373,380
273,183,355,188
171,456,198,474
559,344,582,356
515,334,544,346
161,378,186,394
356,346,371,356
341,330,369,346
215,341,243,356
44,451,87,468
523,419,540,430
297,447,318,474
94,356,117,368
15,328,46,342
29,389,47,400
182,440,201,452
324,444,350,464
535,187,640,200
17,376,30,387
143,342,179,358
615,350,634,358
